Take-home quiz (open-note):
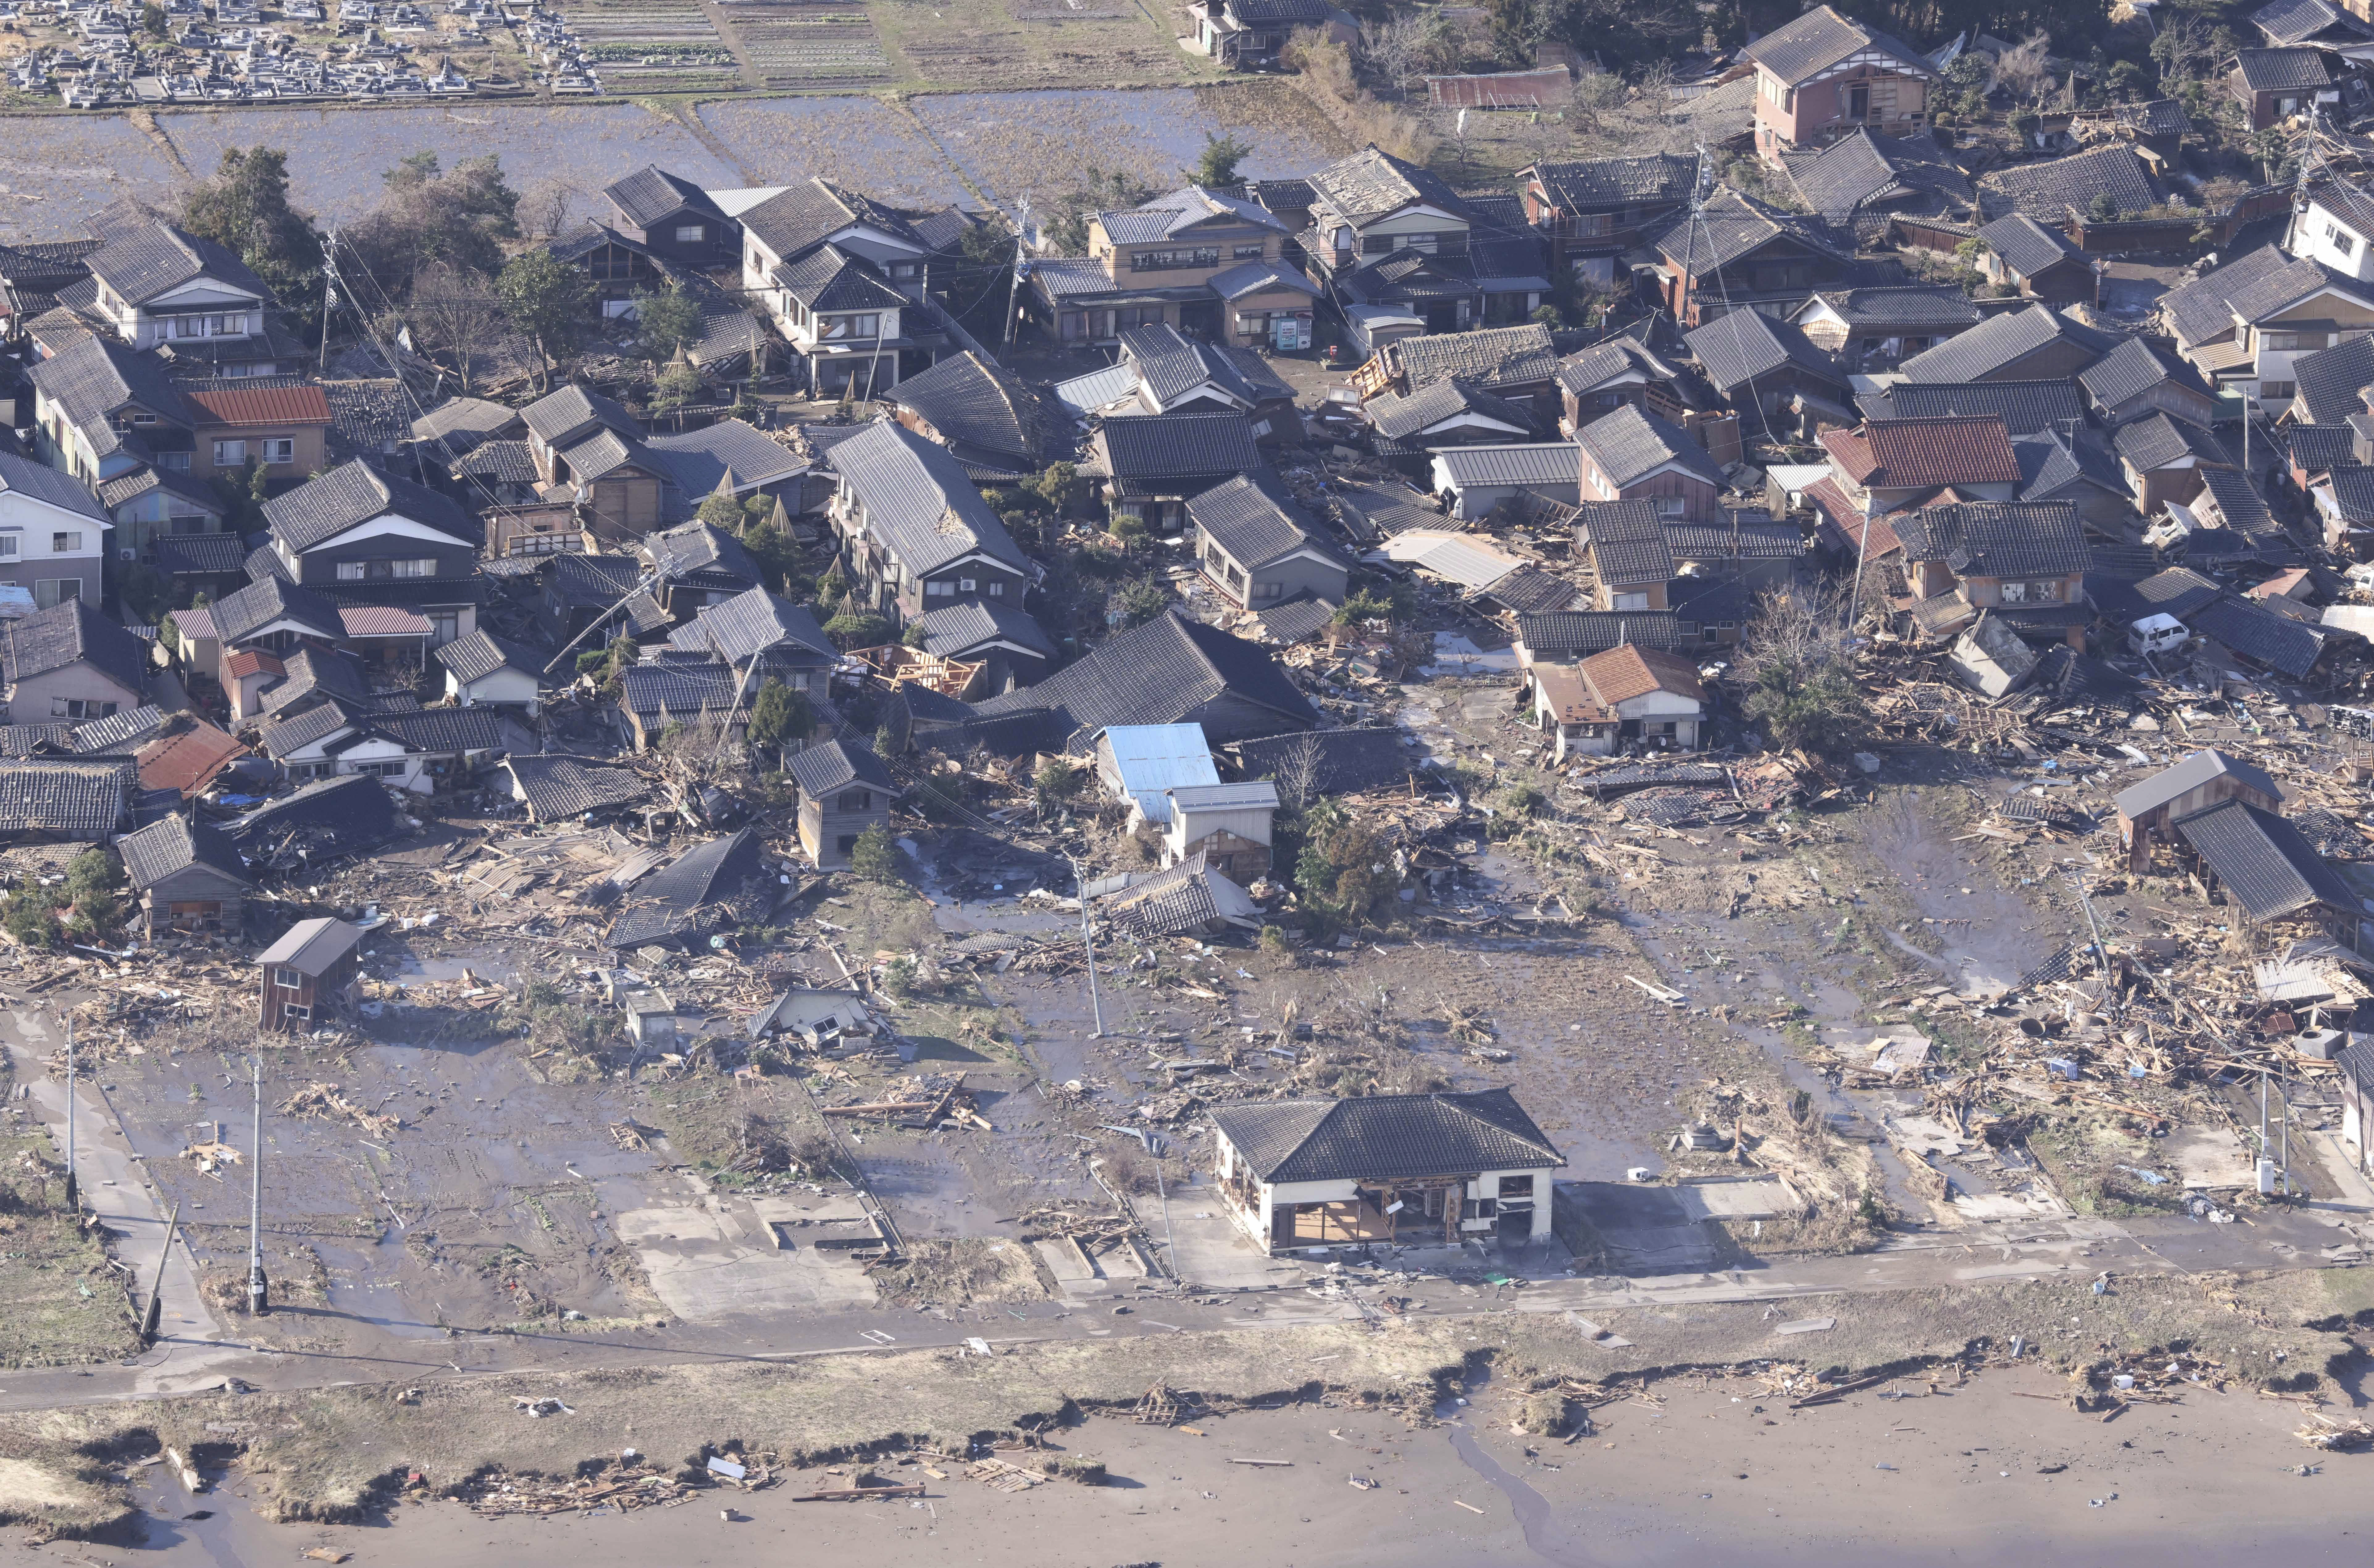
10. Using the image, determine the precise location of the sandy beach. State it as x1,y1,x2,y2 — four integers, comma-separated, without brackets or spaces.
11,1358,2372,1568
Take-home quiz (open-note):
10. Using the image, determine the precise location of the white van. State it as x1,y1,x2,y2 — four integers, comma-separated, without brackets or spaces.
2128,613,2189,657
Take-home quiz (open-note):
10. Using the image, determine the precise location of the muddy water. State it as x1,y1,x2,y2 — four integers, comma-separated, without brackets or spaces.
1858,794,2059,992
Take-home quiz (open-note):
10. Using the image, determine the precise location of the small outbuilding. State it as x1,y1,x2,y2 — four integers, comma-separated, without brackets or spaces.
2113,748,2282,873
1096,722,1219,827
790,739,898,869
256,916,363,1032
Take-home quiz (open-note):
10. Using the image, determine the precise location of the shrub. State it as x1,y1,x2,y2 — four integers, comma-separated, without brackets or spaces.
849,824,901,883
1294,799,1396,937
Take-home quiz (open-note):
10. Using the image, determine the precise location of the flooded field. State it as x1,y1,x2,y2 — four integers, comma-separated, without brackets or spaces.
697,95,975,206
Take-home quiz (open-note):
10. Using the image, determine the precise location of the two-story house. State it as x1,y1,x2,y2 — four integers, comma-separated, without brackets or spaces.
667,584,838,695
600,165,739,269
1817,415,2023,519
2160,241,2374,414
737,178,952,394
1185,469,1350,611
1030,185,1319,350
1573,498,1676,610
1298,148,1551,346
0,451,113,608
258,460,484,645
1640,187,1863,325
1895,302,2120,385
77,207,276,357
27,334,195,491
1516,154,1698,286
638,520,760,624
519,383,672,543
1740,4,1939,162
2229,47,2360,129
182,380,333,488
1573,405,1726,521
2076,336,2221,427
1052,324,1300,444
1891,498,2092,646
827,419,1031,629
0,595,147,722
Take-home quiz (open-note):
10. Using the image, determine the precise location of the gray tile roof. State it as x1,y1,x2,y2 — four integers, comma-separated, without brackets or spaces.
886,351,1074,470
520,383,641,449
1208,1087,1563,1183
2255,0,2372,44
1787,128,1972,222
1979,214,2086,279
772,243,907,312
67,704,165,754
2288,332,2374,425
1307,146,1472,228
119,810,248,891
971,609,1317,747
2113,747,2280,819
1978,144,2163,221
84,217,268,307
229,773,400,864
411,395,522,452
262,458,481,554
1575,404,1724,490
827,419,1028,577
258,697,360,758
2292,422,2361,470
1524,154,1697,212
500,753,651,821
1740,3,1931,84
1188,469,1339,570
618,657,751,718
643,519,760,586
0,757,128,838
1855,378,2086,433
2234,46,2334,90
1431,441,1582,488
1229,726,1413,794
1574,497,1673,587
1892,499,2090,578
609,824,777,948
2016,427,2126,502
1392,322,1558,392
2161,244,2352,345
647,418,808,495
369,706,514,755
1367,375,1537,440
0,449,108,525
2174,797,2357,920
739,179,925,266
667,586,836,665
1649,186,1854,276
28,332,190,431
433,628,544,686
1092,411,1263,483
2079,335,2213,410
1685,305,1840,394
1095,185,1287,244
0,598,148,698
1555,337,1674,396
210,574,344,646
1123,323,1295,409
916,600,1056,661
1514,609,1689,654
451,438,538,486
2112,410,2233,472
1797,285,1982,332
789,736,898,797
604,165,724,231
1895,303,2112,382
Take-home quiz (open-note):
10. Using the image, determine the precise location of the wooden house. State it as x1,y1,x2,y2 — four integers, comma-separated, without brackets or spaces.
119,811,251,939
1160,779,1278,880
1739,4,1938,160
2113,748,2283,873
791,738,899,869
256,916,363,1032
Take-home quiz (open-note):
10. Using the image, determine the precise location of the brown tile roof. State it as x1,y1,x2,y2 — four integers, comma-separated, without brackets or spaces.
1806,476,1903,557
135,719,246,799
1821,415,2019,488
1580,643,1706,704
180,382,332,427
223,649,283,680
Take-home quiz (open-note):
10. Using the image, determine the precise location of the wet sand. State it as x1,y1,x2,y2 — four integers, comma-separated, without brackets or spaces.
13,1362,2374,1568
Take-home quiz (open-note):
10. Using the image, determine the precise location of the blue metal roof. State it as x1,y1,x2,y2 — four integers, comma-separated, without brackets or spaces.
1102,722,1219,823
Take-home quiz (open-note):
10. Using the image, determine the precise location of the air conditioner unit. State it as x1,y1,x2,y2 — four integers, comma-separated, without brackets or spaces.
118,548,135,562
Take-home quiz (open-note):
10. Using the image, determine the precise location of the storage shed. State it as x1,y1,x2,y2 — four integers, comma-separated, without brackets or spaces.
256,917,363,1033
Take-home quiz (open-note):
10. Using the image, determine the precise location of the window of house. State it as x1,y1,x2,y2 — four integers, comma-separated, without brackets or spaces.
1498,1174,1535,1199
819,314,880,340
2330,221,2359,257
1251,580,1280,599
213,439,247,466
262,437,295,464
50,531,77,553
836,834,858,857
675,223,705,243
428,611,459,643
279,1003,311,1022
986,581,1004,596
33,579,75,609
838,789,871,811
925,579,954,597
50,697,114,718
2262,380,2298,399
1612,591,1649,611
273,965,304,990
1655,496,1685,517
0,537,19,559
1130,247,1221,271
1234,243,1265,259
158,452,191,472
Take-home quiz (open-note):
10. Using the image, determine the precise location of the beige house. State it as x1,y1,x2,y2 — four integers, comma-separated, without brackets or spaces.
1208,1088,1564,1255
1159,779,1277,880
1530,644,1707,761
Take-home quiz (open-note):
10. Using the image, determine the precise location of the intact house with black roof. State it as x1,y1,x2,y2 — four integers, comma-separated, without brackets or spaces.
1055,324,1302,445
601,166,739,269
1639,186,1865,326
964,608,1318,752
1187,470,1351,611
790,737,898,868
255,460,484,648
1684,305,1849,420
2112,411,2238,514
1082,410,1265,531
2159,243,2374,416
1573,498,1676,610
637,519,761,623
667,585,838,697
1517,155,1700,285
1739,4,1937,160
1208,1087,1565,1253
433,630,546,715
1977,214,2099,304
1574,405,1726,521
1027,190,1320,354
1889,498,2093,646
118,810,250,938
1854,378,2087,434
1299,148,1550,346
520,384,670,542
77,205,277,356
887,350,1076,477
259,701,526,793
1895,302,2117,384
0,596,149,722
2113,747,2283,873
1184,0,1352,69
1785,286,1980,376
826,419,1031,629
2228,46,2367,130
615,656,763,751
2079,336,2220,428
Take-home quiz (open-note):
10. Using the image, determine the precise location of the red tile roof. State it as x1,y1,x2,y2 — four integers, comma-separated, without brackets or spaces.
1822,416,2019,489
1581,642,1706,704
136,719,246,798
339,605,434,638
1806,476,1903,558
182,383,333,427
223,648,283,680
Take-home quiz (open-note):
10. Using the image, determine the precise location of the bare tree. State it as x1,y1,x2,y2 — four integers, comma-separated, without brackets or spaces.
520,177,580,241
1993,31,2055,109
1268,733,1325,812
1358,15,1430,92
411,261,504,395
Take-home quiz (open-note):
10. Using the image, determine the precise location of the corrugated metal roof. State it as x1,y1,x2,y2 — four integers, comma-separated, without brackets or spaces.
1429,442,1580,489
1103,723,1219,822
1382,529,1526,589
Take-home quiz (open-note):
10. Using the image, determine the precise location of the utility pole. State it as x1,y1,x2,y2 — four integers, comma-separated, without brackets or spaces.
1003,199,1030,349
142,1201,182,1345
1068,853,1103,1037
61,1017,74,1211
319,227,337,373
247,1056,267,1317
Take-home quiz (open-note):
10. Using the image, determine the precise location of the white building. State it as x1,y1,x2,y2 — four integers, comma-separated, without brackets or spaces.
1208,1088,1565,1255
0,451,112,607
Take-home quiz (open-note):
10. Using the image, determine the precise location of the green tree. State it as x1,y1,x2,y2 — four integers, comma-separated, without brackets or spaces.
2086,190,2122,223
634,282,704,360
1294,799,1394,938
1737,588,1867,754
180,148,324,336
141,2,165,34
651,359,702,418
1028,461,1083,513
696,488,745,529
824,609,890,649
746,678,814,753
1034,757,1078,811
600,636,639,703
496,249,593,391
1042,169,1159,254
1113,575,1172,628
1193,131,1253,188
848,823,901,884
347,151,521,300
118,563,173,627
1,881,59,949
902,620,929,647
